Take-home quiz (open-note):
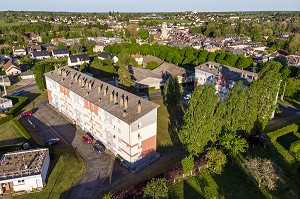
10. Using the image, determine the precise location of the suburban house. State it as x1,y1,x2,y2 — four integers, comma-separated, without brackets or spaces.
28,45,42,54
68,54,90,66
51,37,66,46
132,54,143,65
194,62,257,99
31,51,51,59
3,61,21,76
0,97,13,111
12,46,27,56
127,66,163,89
45,67,159,168
0,149,50,195
20,72,35,80
93,42,105,53
151,62,194,84
142,55,164,68
52,49,69,59
98,52,118,64
286,55,300,67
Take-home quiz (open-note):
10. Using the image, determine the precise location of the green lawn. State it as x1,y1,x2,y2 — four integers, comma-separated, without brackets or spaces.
14,146,86,199
0,19,29,27
0,120,26,146
169,165,263,199
277,132,300,150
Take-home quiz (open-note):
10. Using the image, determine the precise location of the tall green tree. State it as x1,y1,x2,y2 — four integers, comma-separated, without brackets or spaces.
138,29,149,40
219,133,249,156
118,65,134,87
181,155,194,175
163,76,181,107
180,84,225,156
206,147,227,174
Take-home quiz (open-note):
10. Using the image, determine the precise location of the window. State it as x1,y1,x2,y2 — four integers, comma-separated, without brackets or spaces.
138,133,142,139
138,122,142,129
18,180,25,184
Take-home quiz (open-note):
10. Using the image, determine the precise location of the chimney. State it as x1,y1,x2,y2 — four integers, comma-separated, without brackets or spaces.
110,91,114,102
104,86,108,96
88,81,92,90
119,94,124,106
78,79,82,86
114,92,118,104
71,73,74,80
137,100,141,113
82,79,86,87
98,86,101,93
124,96,128,109
98,97,102,102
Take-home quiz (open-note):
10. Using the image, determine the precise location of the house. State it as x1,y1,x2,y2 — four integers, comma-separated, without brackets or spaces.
194,62,257,99
132,54,143,65
31,51,51,59
3,61,21,76
142,55,164,68
0,97,13,111
68,54,90,66
0,55,11,65
52,49,69,59
20,72,35,79
98,52,118,64
0,149,50,195
12,46,27,56
29,45,42,52
45,67,159,169
127,66,162,89
151,62,194,84
286,55,300,67
93,42,105,53
51,37,66,46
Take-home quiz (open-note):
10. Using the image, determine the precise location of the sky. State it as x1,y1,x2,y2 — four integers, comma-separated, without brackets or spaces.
1,0,300,12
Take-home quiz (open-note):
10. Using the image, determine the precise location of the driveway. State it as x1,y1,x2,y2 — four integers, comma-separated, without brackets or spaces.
23,100,125,199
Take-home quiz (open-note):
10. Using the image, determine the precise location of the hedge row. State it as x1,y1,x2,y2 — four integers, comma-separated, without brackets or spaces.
293,131,300,139
7,95,29,116
290,140,300,154
273,141,295,163
12,119,31,140
0,114,13,125
268,124,299,142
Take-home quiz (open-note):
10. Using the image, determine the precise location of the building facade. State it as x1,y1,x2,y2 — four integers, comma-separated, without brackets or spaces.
45,67,159,168
194,62,257,99
0,149,50,195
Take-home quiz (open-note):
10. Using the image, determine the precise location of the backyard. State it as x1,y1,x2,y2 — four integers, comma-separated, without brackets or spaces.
0,120,27,147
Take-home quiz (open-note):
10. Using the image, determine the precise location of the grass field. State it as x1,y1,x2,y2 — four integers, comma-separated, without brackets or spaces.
0,19,29,27
15,146,86,199
0,120,26,146
169,165,263,199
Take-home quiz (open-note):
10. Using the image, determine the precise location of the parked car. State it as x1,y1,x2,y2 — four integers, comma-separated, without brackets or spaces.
13,91,20,96
82,133,93,144
19,111,33,118
46,138,60,145
93,143,104,154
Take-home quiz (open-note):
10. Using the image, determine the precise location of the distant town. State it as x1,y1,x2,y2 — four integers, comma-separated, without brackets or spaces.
0,10,300,199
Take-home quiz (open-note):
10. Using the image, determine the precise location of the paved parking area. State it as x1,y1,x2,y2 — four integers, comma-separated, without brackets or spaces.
22,100,130,199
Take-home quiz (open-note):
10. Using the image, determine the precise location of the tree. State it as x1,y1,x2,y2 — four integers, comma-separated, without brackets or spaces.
163,76,181,107
118,65,134,87
206,147,227,174
147,61,159,70
56,42,67,50
288,34,300,54
180,85,225,156
285,78,300,97
181,155,194,176
244,157,280,190
148,34,154,43
103,192,116,199
219,133,248,156
139,29,149,40
143,178,169,199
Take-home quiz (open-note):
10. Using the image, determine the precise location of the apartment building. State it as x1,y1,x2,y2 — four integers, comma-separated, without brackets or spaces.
45,67,159,168
194,62,257,99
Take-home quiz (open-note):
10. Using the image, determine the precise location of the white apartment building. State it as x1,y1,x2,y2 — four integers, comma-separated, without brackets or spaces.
194,62,257,99
0,149,50,195
45,67,159,168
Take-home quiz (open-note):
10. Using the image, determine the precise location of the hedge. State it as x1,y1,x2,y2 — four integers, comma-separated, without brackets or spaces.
293,131,300,139
290,140,300,154
0,114,13,125
6,95,29,116
273,141,295,163
12,119,31,140
268,124,299,142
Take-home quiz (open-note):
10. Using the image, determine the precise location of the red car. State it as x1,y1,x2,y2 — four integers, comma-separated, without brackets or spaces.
19,111,33,118
82,133,93,144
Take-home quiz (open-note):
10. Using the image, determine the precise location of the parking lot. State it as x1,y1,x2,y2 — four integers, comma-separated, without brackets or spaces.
21,99,129,199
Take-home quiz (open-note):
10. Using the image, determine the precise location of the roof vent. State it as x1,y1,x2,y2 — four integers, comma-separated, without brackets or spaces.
137,100,141,113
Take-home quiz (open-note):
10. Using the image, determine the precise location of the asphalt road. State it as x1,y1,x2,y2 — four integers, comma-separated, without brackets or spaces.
7,80,38,95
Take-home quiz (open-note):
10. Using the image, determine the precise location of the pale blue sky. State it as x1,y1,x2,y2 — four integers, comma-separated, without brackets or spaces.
1,0,300,12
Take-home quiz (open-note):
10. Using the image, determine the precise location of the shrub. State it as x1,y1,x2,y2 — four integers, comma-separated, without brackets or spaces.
290,140,300,154
273,141,295,163
147,61,159,70
6,95,29,116
268,124,298,142
12,119,31,140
